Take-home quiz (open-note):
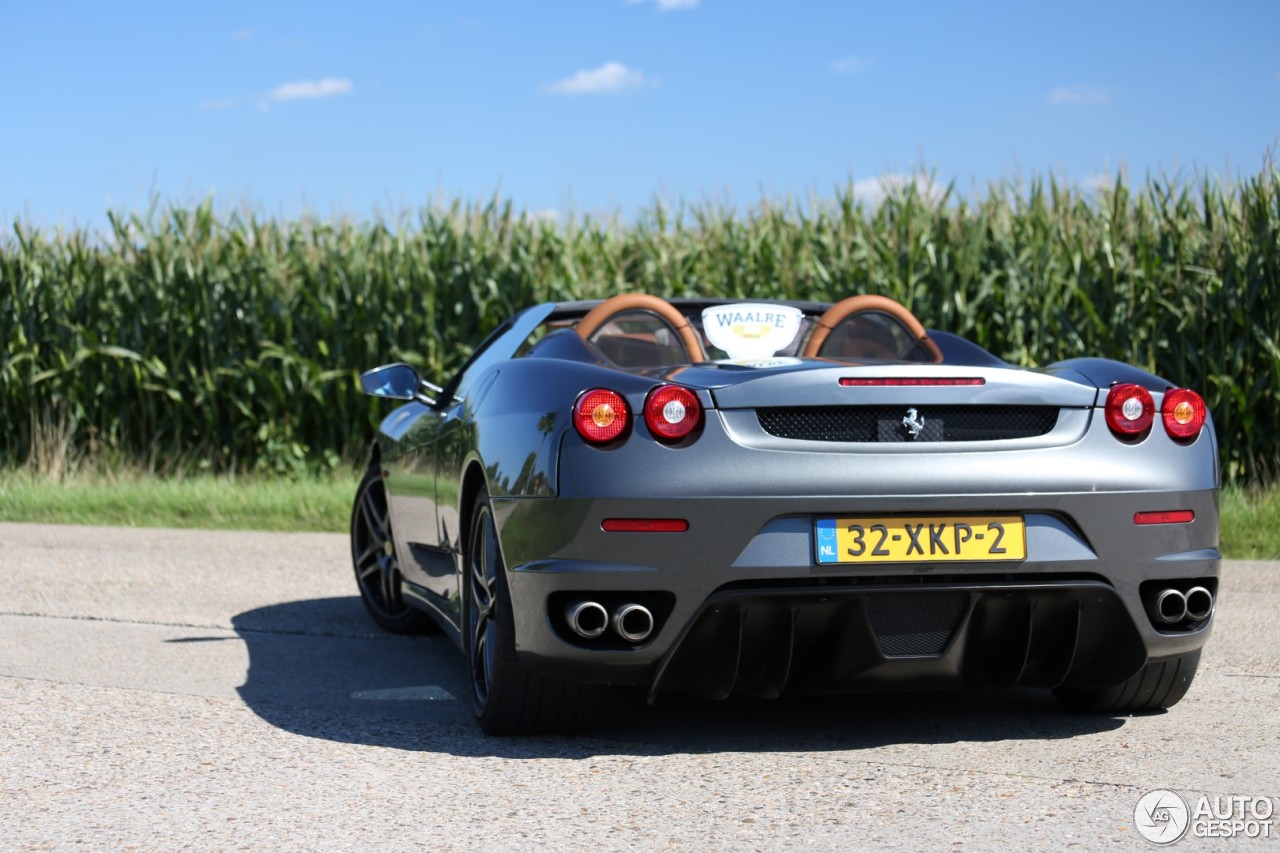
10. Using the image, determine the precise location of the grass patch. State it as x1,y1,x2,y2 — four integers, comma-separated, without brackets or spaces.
0,470,358,532
1220,485,1280,560
1,472,1276,559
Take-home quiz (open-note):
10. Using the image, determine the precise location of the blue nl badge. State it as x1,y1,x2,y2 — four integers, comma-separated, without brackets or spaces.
815,518,838,564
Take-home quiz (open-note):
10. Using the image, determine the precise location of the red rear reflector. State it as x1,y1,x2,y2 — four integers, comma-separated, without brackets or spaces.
839,377,985,387
601,518,689,533
1134,510,1195,525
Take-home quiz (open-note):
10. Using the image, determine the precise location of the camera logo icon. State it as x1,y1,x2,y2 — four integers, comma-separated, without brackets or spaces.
1134,789,1190,845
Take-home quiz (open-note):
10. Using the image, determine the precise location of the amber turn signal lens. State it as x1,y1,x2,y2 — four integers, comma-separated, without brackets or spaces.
1161,388,1207,441
574,388,630,444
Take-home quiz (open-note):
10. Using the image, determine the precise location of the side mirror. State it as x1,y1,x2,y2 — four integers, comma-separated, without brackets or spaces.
359,363,423,401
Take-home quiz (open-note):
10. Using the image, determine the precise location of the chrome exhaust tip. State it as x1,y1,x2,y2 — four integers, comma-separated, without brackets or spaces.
612,603,654,643
1154,588,1188,624
565,601,609,639
1184,586,1214,622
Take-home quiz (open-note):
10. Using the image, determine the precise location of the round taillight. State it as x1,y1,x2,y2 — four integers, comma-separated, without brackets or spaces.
1161,388,1206,441
574,389,630,445
643,385,702,442
1105,383,1154,437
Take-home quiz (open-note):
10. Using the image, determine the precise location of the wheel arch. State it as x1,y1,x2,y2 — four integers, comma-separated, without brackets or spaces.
458,459,490,568
363,439,383,472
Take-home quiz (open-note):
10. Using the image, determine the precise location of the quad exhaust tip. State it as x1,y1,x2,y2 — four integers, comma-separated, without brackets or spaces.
1152,586,1215,626
1154,589,1187,625
565,600,655,643
1185,586,1214,622
612,604,655,643
565,601,609,639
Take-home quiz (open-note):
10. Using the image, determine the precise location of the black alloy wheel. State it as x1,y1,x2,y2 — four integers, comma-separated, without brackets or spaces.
465,485,596,734
351,464,433,634
467,496,501,710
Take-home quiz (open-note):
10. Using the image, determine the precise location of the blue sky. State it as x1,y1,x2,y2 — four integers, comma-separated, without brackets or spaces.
3,0,1278,230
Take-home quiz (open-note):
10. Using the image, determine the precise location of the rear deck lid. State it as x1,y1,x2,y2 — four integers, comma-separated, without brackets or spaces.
703,362,1098,410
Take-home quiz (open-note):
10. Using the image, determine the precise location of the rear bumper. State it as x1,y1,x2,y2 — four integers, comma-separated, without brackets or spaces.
498,488,1219,696
497,402,1219,697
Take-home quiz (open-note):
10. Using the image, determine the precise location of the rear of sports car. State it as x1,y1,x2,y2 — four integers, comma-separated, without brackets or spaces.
496,357,1219,713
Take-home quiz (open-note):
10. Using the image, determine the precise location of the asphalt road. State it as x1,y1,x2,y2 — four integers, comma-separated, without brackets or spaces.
1,523,1276,851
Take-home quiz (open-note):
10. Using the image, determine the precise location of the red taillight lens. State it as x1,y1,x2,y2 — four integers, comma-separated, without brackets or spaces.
574,389,629,444
643,385,702,442
1161,388,1206,441
1105,383,1155,437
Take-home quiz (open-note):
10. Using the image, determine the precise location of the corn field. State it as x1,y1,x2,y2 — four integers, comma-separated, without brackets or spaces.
2,172,1278,483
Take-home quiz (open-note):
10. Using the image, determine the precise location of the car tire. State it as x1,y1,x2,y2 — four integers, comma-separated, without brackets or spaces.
350,464,435,635
1052,650,1200,714
465,486,596,735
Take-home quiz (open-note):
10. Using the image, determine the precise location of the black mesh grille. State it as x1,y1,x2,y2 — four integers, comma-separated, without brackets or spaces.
756,406,1059,442
868,592,969,657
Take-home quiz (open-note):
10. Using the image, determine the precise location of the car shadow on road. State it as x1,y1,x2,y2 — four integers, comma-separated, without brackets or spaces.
232,597,1128,758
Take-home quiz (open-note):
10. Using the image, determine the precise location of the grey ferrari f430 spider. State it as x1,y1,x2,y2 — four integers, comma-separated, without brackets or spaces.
351,294,1218,734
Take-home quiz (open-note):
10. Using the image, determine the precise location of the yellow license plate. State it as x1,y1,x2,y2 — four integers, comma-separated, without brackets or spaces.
815,515,1026,564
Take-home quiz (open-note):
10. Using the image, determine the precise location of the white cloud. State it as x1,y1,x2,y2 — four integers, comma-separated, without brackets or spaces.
851,174,944,205
830,56,872,75
1048,84,1110,106
628,0,698,9
199,96,237,112
265,77,354,102
1082,173,1115,192
524,208,560,224
544,62,652,96
231,27,253,41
